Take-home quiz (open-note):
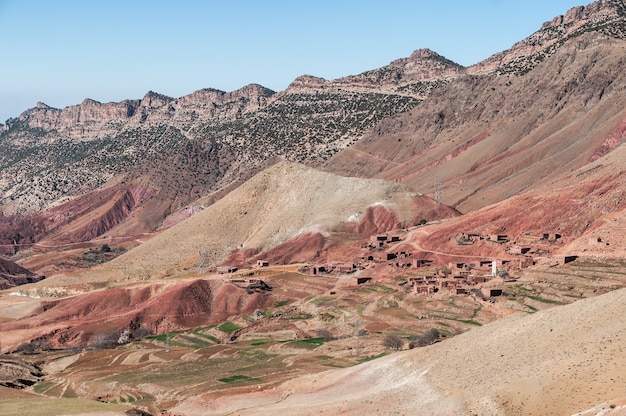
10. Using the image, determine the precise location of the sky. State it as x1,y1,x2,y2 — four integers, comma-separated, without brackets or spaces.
0,0,587,123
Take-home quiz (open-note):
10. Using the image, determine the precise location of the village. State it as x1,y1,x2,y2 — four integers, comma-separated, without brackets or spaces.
212,228,583,303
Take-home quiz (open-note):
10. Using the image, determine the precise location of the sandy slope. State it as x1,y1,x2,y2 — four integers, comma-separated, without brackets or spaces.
177,287,626,415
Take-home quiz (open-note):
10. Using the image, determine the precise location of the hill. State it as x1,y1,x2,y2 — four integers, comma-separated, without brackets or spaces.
67,162,457,284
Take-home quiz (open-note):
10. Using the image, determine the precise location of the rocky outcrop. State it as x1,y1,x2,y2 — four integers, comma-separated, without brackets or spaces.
0,257,42,290
469,0,626,75
284,49,464,98
0,358,43,389
8,99,141,131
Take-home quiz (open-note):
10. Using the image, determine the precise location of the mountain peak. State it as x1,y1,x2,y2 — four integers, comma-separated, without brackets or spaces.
470,0,626,76
35,101,52,109
407,48,463,68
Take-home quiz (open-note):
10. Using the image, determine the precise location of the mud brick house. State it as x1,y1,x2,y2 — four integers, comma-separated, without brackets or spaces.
508,246,531,255
563,255,578,264
410,275,438,284
468,275,488,284
542,233,562,241
217,266,238,274
481,287,503,298
256,260,269,268
332,262,357,273
374,252,397,262
479,260,493,268
449,262,474,271
356,277,372,285
414,259,432,268
489,234,509,244
310,265,328,276
370,235,389,247
519,256,535,269
415,285,437,294
369,234,402,247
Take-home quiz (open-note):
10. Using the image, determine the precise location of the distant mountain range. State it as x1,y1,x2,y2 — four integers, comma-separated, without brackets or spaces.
0,0,624,263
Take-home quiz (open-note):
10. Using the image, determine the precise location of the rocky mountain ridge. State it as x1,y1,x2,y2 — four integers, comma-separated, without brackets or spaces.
469,0,626,75
0,0,625,253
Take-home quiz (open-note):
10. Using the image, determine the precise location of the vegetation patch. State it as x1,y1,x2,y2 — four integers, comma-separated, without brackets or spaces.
218,322,243,332
237,348,272,359
280,311,313,320
274,299,291,307
33,381,55,394
526,295,565,305
192,332,220,343
290,337,325,349
357,352,387,363
218,374,260,383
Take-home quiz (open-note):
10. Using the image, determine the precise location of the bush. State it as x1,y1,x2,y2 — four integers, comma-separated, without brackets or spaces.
317,329,335,341
409,328,440,349
91,332,119,349
133,326,153,339
15,340,52,354
383,334,403,350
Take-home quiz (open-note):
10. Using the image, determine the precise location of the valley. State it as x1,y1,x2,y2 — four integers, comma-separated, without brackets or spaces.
1,1,626,415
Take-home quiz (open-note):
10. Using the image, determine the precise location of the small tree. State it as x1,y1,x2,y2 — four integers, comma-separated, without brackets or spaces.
383,334,404,350
409,328,440,349
101,244,111,253
317,329,335,342
133,326,153,340
92,332,119,349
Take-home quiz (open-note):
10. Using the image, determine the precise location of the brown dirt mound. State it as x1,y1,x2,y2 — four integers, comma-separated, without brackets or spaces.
0,278,267,350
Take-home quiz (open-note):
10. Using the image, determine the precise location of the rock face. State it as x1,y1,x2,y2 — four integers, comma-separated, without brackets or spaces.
0,358,43,389
469,0,626,75
286,48,464,98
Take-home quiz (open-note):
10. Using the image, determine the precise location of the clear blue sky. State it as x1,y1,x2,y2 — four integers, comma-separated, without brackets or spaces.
0,0,586,123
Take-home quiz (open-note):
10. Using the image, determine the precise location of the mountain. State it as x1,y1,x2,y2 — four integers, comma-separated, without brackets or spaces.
0,2,625,414
327,32,626,213
39,162,456,286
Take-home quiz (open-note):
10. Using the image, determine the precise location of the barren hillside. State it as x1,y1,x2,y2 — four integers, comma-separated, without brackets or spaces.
326,32,626,213
64,162,455,283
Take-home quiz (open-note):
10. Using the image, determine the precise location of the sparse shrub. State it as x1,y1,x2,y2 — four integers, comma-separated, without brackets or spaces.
117,330,132,344
317,329,335,342
91,332,119,349
383,334,403,350
15,340,52,354
409,328,440,349
133,326,153,340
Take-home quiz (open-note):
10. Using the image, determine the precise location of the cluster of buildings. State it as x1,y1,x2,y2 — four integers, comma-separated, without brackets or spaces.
403,260,512,298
